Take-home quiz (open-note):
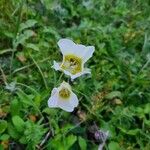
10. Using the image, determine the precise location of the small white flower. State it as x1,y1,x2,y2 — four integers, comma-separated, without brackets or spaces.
48,81,79,112
52,39,95,80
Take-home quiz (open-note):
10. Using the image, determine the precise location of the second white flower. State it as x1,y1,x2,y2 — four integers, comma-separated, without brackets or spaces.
48,81,79,112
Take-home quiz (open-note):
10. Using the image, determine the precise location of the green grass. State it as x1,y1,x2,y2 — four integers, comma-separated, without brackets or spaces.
0,0,150,150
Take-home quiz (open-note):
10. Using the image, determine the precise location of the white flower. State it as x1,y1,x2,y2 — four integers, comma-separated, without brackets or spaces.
52,39,95,80
48,81,79,112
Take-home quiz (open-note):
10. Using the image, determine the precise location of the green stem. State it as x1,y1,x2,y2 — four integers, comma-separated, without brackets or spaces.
10,0,24,74
30,54,48,89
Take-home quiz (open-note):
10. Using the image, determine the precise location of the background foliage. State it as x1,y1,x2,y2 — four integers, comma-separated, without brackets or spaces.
0,0,150,149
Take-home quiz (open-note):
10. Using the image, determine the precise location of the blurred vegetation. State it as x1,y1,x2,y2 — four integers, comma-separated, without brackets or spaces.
0,0,150,149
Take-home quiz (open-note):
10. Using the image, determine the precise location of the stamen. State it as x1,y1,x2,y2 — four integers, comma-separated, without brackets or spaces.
61,54,82,74
59,88,71,99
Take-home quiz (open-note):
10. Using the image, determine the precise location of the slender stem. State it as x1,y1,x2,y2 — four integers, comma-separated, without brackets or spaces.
63,121,85,136
12,57,51,74
139,56,150,73
16,82,39,95
10,0,24,74
0,49,13,55
58,72,64,83
30,54,48,89
39,131,51,147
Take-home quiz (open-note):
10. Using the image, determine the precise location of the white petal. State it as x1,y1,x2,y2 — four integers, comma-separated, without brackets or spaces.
72,44,95,63
57,92,79,112
59,67,91,80
69,92,79,107
57,100,74,112
82,46,95,63
63,70,73,76
58,39,76,55
62,70,83,80
58,39,95,63
59,81,71,91
51,88,58,96
52,61,61,71
48,92,59,108
70,68,91,80
72,44,87,58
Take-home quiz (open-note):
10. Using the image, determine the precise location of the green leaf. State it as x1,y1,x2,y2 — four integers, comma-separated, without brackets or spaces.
14,30,35,48
118,127,140,135
12,116,25,132
144,103,150,114
10,99,21,116
144,119,150,126
127,129,140,135
105,91,122,99
34,95,42,107
19,19,37,32
0,134,10,140
100,120,116,137
19,136,27,144
7,123,20,139
0,120,7,134
66,135,77,150
41,0,59,10
42,108,58,116
26,43,39,51
108,142,121,150
17,90,33,107
78,136,87,150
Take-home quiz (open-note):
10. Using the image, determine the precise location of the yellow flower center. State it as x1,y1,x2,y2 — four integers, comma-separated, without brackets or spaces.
61,54,82,75
59,88,71,99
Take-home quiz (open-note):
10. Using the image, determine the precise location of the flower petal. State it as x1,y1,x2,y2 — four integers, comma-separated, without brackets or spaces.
82,46,95,63
48,91,59,108
59,81,71,91
51,88,58,96
52,61,61,71
58,39,76,55
58,39,95,62
57,100,74,112
71,44,94,62
62,68,91,80
69,92,79,107
72,44,87,58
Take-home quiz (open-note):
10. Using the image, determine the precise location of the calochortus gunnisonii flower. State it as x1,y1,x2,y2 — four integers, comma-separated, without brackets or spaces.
48,81,79,112
52,39,95,80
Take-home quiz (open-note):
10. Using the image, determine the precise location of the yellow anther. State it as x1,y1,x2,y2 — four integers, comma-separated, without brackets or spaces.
61,54,82,75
